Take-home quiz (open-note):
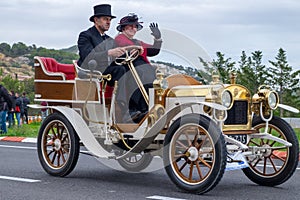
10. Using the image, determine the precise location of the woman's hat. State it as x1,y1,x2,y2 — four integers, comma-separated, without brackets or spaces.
89,4,116,22
116,14,143,32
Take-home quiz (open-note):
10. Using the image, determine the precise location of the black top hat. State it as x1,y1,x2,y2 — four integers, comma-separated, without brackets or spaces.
116,14,143,32
89,4,116,22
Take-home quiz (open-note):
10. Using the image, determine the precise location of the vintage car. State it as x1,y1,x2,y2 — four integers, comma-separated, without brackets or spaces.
31,47,299,194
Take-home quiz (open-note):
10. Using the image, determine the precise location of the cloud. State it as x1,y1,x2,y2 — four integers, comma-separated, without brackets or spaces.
0,0,299,70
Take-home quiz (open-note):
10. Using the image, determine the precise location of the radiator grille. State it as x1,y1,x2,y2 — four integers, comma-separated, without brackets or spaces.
225,100,248,125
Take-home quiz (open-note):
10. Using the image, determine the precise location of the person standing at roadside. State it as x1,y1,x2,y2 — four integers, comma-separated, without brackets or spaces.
15,92,23,126
21,92,30,124
0,85,12,134
8,90,16,128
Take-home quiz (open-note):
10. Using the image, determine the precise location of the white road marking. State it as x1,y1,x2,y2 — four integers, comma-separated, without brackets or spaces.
0,144,36,150
0,175,41,183
146,196,186,200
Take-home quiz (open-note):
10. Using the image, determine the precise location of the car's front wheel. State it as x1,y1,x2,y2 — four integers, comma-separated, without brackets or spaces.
163,114,226,194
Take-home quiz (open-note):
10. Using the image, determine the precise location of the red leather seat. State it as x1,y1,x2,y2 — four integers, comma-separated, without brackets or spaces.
40,57,76,80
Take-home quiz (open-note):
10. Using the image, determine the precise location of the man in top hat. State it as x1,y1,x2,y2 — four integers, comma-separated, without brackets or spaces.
77,4,126,70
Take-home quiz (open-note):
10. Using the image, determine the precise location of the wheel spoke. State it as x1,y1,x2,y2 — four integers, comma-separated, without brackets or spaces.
179,160,188,172
51,151,57,165
271,151,286,162
268,127,273,134
250,157,261,168
196,135,207,149
57,152,61,166
192,130,200,146
268,156,278,173
249,139,260,146
189,162,194,180
184,132,192,146
47,150,55,157
198,157,212,169
263,157,267,174
176,140,188,149
60,149,66,163
195,161,203,179
50,127,57,138
59,127,66,139
61,134,68,143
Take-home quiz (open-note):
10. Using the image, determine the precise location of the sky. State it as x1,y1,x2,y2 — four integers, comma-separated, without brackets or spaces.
1,0,299,70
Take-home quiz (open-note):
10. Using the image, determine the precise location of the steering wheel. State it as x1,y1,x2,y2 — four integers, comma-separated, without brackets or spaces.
115,45,142,65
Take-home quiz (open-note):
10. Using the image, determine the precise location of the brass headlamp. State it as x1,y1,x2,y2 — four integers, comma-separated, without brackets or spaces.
252,85,279,115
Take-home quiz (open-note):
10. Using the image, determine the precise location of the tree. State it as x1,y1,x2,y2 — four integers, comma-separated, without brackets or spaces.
0,74,25,94
11,42,28,57
268,48,300,117
0,43,11,56
198,52,236,84
211,52,236,83
237,51,269,95
198,56,214,84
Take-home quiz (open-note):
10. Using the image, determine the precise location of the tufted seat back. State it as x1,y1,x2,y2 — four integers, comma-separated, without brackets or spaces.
40,57,76,80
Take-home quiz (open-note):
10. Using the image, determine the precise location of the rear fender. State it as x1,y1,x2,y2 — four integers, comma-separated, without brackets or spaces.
42,105,114,158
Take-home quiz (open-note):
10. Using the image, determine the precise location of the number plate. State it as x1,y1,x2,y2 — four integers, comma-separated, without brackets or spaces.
228,134,247,144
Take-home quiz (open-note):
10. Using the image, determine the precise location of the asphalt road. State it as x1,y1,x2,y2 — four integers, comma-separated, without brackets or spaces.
0,141,299,200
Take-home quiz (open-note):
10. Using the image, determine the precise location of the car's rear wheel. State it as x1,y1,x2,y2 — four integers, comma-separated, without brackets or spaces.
117,151,153,172
37,112,80,177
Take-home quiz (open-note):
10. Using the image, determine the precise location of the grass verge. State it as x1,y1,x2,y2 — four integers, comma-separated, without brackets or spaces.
4,122,41,138
2,123,300,146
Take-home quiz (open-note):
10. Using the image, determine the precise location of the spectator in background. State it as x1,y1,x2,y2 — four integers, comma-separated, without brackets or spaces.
0,85,12,134
21,92,30,124
15,92,23,126
8,90,16,128
40,101,48,121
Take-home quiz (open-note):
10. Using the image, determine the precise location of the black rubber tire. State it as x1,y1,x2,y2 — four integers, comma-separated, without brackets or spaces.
163,114,226,194
243,116,299,186
37,112,80,177
117,151,154,172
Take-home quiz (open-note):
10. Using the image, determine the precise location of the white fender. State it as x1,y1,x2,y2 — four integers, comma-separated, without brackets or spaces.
278,104,299,113
47,106,114,158
200,102,228,111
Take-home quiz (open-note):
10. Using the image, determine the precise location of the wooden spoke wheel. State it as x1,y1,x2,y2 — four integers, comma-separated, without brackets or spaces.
243,116,299,186
37,112,79,177
163,114,226,194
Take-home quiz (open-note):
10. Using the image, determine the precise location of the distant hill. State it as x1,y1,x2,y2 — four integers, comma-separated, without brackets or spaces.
0,42,201,81
60,45,78,54
0,53,34,80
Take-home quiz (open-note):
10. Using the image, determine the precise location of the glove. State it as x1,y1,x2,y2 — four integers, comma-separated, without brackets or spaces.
149,23,161,39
